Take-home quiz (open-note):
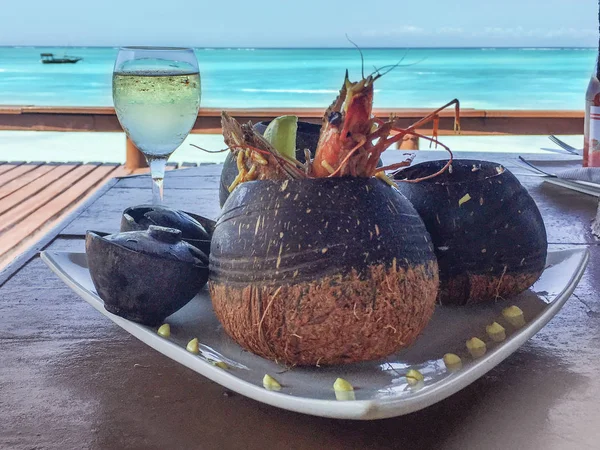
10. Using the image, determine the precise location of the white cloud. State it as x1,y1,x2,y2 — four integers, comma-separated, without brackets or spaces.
361,26,425,37
436,27,464,35
363,25,595,39
479,26,595,38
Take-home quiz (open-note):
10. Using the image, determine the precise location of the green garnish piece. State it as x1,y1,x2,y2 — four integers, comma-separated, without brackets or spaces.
263,115,298,161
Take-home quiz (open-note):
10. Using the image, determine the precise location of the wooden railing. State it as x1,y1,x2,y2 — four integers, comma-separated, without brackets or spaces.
0,106,584,170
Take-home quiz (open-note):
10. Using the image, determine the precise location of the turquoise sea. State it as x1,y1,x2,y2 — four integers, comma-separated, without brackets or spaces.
0,47,596,109
0,47,593,163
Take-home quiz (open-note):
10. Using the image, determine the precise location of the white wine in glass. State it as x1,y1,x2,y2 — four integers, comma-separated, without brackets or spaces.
113,47,201,203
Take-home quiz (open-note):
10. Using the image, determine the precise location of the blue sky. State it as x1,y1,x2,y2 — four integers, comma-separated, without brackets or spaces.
0,0,597,47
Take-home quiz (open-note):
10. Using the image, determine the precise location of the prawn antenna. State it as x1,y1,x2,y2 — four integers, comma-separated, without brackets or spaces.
345,33,365,79
371,49,427,79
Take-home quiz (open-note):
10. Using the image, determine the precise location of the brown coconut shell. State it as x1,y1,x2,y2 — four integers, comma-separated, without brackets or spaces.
394,159,547,306
209,177,439,366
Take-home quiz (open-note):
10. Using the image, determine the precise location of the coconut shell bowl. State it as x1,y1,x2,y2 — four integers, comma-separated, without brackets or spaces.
85,225,209,326
393,159,548,306
120,205,215,256
209,177,439,367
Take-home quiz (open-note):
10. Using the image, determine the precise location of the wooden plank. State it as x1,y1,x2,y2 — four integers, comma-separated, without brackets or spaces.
0,165,127,264
117,174,220,190
108,165,133,179
0,163,128,266
0,164,56,200
19,106,115,114
0,106,586,135
0,164,79,214
0,163,40,188
0,106,23,115
0,178,119,285
60,187,220,236
130,165,178,175
0,164,98,234
166,164,222,177
4,105,579,119
125,137,148,171
0,163,23,177
0,165,121,259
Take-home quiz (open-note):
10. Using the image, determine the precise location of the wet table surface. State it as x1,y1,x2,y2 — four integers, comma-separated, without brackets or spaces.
1,151,599,450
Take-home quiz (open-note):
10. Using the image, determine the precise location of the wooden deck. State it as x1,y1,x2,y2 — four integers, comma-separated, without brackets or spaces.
0,106,584,136
0,106,585,170
0,161,181,270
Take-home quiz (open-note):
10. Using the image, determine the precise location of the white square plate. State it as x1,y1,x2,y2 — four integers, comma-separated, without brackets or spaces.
544,178,600,197
41,248,588,420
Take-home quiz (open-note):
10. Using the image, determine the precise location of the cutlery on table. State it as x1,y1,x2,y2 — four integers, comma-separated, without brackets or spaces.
517,157,557,177
547,135,582,155
518,156,600,184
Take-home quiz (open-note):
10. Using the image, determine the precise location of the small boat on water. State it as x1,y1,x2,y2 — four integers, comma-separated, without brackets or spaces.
40,53,83,64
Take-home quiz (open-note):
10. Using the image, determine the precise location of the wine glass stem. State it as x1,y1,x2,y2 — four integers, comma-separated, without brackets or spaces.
148,157,167,204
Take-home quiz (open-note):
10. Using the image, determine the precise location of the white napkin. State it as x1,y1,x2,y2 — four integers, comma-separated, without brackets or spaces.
554,167,600,183
518,157,600,197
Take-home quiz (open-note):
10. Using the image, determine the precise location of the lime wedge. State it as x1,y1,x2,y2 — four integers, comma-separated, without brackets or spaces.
263,115,298,160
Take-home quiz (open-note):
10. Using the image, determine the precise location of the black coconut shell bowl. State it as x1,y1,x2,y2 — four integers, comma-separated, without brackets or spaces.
209,177,439,366
85,225,210,326
219,120,322,207
393,159,547,306
120,205,216,256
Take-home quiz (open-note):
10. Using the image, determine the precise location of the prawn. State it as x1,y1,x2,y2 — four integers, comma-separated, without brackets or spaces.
220,112,306,192
311,71,460,180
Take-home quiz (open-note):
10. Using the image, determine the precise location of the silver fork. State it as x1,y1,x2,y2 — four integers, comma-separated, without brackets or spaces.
517,156,557,177
548,135,581,155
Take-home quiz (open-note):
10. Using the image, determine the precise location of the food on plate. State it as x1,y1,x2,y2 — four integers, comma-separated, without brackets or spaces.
503,305,526,328
406,369,424,386
486,322,506,342
187,338,200,354
443,353,463,371
157,323,171,337
263,374,282,391
466,337,487,358
212,361,228,370
333,377,354,392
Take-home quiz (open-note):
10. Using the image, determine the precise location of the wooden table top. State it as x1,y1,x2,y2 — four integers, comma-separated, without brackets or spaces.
1,151,599,450
0,161,131,269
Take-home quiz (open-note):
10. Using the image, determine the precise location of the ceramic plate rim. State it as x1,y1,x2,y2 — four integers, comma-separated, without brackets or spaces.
40,248,589,420
544,178,600,197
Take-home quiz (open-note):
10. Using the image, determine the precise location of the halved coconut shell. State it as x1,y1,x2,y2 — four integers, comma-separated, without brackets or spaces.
120,205,215,256
394,159,547,305
209,177,438,366
86,226,209,326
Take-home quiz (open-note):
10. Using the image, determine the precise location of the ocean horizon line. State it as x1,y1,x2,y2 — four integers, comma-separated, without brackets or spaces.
0,45,595,50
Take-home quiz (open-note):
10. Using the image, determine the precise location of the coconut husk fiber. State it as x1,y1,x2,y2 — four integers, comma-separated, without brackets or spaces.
210,260,438,366
209,177,439,366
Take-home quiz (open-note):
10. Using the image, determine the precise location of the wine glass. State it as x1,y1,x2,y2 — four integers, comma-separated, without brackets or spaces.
112,47,201,203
